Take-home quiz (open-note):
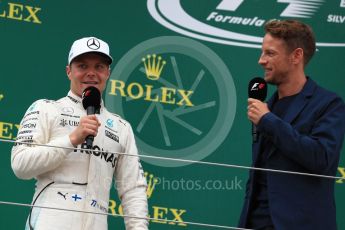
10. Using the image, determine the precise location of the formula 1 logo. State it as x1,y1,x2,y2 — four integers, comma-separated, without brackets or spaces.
250,83,265,91
216,0,323,18
148,0,345,48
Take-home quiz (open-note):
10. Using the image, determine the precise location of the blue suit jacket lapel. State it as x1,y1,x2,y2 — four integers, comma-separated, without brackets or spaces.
262,78,316,159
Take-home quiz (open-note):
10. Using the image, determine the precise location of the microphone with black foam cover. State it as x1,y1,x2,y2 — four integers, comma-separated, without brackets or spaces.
82,86,101,149
248,77,267,142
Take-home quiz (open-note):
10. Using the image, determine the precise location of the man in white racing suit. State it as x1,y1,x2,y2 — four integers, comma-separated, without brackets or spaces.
11,37,148,230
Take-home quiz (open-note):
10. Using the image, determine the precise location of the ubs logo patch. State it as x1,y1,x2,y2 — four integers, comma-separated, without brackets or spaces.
60,119,79,127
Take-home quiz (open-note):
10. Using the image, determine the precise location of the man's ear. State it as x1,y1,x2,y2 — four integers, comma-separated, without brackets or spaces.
66,65,72,80
292,48,304,65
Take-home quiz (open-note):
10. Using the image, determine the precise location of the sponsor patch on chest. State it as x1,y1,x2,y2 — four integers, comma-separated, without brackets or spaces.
105,130,119,143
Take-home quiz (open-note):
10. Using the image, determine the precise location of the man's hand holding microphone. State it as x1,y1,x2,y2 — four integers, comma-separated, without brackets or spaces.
248,77,269,142
69,86,101,148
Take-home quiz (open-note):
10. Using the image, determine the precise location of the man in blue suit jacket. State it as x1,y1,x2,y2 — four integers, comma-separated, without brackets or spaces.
239,19,345,230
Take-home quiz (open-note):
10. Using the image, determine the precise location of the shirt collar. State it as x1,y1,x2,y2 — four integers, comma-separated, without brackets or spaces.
67,90,82,104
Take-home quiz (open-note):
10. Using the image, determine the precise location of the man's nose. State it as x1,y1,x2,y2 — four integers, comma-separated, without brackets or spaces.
86,68,97,77
258,55,267,65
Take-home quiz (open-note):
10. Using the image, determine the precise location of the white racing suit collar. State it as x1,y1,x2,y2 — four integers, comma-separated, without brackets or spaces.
67,90,105,113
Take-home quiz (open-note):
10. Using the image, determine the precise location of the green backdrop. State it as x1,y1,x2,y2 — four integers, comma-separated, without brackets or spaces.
1,0,345,229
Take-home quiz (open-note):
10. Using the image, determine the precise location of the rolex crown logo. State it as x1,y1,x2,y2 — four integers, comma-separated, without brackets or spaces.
0,94,3,101
145,172,158,199
142,54,166,80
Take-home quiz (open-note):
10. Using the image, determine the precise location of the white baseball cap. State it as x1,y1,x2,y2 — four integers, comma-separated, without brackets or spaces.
68,37,113,65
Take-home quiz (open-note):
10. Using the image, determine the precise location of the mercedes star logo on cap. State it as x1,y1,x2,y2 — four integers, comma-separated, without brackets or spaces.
87,38,100,50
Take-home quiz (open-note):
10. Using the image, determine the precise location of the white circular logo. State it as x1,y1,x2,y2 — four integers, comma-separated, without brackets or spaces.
105,36,237,167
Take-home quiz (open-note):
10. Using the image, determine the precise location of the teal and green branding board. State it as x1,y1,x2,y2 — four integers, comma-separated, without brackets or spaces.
1,1,345,229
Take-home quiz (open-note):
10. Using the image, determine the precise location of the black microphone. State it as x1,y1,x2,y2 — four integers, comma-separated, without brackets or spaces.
248,77,267,142
82,86,101,148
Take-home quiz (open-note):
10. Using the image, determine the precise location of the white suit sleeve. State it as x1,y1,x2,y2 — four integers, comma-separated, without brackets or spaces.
11,100,74,179
115,122,148,230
